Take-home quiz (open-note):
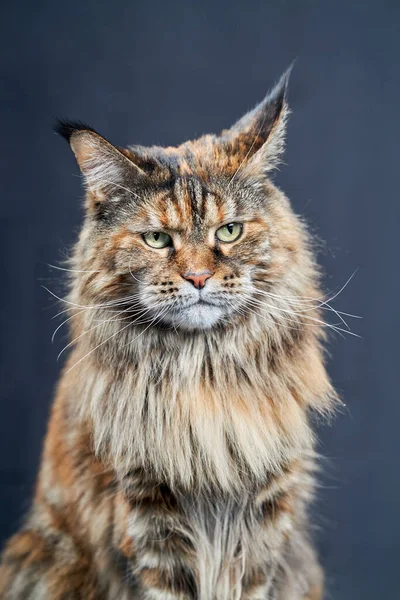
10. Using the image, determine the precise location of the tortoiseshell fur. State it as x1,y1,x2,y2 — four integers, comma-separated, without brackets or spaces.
0,72,336,599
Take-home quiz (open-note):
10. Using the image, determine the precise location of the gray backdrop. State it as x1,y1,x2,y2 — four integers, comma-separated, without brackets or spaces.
1,1,398,598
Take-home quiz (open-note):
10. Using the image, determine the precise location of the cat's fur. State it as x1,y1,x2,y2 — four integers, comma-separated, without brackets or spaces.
0,71,337,599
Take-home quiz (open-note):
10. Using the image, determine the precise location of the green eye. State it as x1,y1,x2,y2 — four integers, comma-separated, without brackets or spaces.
215,222,243,243
143,231,172,249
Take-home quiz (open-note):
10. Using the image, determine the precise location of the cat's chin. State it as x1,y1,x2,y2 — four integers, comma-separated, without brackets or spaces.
162,302,228,330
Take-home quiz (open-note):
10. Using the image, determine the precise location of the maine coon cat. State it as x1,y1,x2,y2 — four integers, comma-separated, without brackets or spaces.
0,70,339,599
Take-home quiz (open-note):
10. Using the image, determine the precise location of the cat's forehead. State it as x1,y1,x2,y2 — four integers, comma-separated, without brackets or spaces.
113,138,267,234
137,174,248,233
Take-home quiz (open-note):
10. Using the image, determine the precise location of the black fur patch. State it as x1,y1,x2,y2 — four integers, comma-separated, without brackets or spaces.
53,119,97,142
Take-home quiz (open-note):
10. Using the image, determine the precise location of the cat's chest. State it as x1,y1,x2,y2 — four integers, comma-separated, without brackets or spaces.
117,487,289,599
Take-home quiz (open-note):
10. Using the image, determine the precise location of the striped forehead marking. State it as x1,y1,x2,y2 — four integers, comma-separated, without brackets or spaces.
171,176,227,228
169,177,195,229
172,178,189,221
204,192,221,224
164,198,182,229
144,176,240,233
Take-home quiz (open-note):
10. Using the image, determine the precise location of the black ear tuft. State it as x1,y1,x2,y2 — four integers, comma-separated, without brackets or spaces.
269,65,291,110
263,63,293,122
53,119,97,143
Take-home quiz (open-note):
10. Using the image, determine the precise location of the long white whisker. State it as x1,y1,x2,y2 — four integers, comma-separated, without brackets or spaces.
251,289,352,329
64,320,136,375
323,269,358,304
251,285,359,318
124,305,171,349
45,263,101,274
43,286,141,311
56,303,156,361
51,308,86,343
243,294,360,338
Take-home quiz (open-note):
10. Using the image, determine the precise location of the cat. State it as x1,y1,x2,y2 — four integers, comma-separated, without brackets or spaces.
0,69,338,599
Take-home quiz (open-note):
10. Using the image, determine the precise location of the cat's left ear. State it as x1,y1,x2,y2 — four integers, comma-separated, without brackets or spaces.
54,121,147,202
219,67,291,176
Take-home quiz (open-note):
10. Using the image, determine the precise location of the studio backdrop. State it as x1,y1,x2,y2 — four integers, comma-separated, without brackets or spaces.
1,1,399,598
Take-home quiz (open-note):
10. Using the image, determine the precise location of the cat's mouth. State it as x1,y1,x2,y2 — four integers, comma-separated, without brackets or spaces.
193,298,213,306
160,297,229,330
184,295,222,308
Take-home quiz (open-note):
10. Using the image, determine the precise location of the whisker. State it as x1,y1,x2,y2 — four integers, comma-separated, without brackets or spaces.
51,308,85,343
249,287,357,328
45,263,101,274
56,304,157,361
43,286,142,311
241,293,360,338
64,320,136,375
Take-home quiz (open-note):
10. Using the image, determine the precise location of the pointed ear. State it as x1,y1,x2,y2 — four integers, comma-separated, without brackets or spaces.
220,68,291,176
54,120,147,202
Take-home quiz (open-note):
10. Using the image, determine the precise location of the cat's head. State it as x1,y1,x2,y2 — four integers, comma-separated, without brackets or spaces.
57,69,318,333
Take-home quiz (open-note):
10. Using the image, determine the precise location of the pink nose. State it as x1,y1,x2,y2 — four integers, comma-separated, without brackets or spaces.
182,270,213,289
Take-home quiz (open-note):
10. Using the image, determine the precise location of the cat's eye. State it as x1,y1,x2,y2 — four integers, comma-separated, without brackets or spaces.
143,231,172,249
215,222,243,243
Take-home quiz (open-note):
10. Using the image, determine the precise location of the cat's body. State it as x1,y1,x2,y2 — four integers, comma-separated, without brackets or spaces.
0,71,336,599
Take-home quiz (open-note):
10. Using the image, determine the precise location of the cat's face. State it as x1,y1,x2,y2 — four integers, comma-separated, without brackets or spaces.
59,70,312,333
94,174,273,331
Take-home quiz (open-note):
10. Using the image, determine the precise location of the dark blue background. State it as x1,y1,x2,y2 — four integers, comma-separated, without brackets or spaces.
1,1,398,598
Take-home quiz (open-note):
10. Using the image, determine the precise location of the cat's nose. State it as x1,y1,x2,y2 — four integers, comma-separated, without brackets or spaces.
181,270,214,289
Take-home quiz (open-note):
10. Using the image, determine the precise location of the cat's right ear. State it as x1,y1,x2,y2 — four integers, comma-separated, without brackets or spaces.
54,121,147,202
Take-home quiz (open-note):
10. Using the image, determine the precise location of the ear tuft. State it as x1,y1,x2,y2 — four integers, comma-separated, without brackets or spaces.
53,119,97,143
267,64,292,112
